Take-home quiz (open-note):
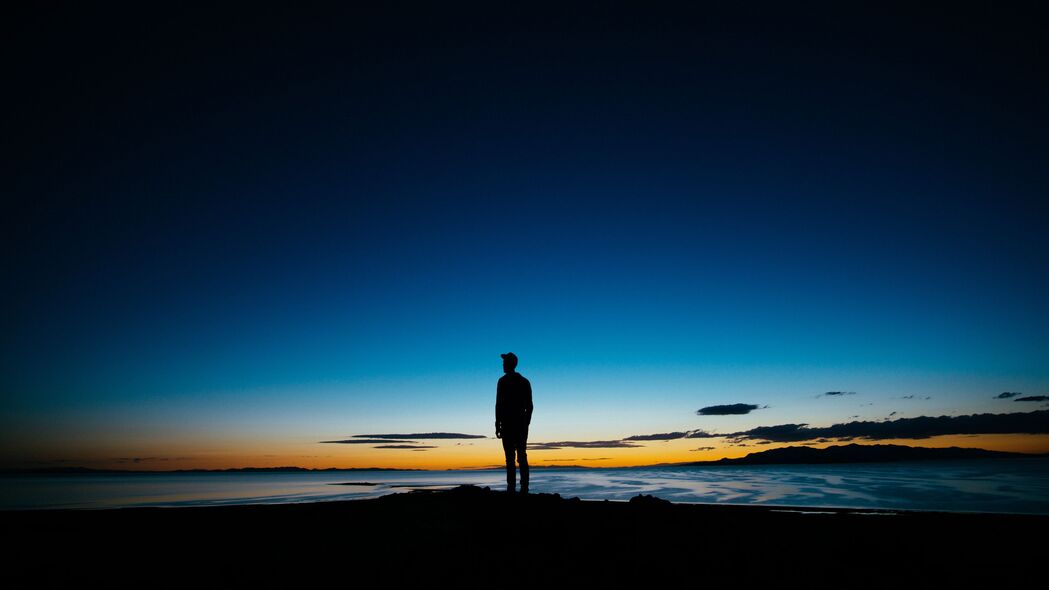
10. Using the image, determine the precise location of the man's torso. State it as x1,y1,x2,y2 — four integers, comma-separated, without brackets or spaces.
497,372,531,435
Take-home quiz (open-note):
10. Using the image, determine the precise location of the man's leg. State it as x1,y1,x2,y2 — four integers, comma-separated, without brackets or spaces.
502,437,516,493
517,435,529,493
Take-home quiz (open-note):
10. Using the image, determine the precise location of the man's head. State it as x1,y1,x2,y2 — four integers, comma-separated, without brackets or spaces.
501,352,518,373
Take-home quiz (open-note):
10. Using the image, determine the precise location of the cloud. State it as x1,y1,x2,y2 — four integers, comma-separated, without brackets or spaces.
542,458,576,462
996,392,1022,399
690,446,716,451
621,429,721,441
580,457,612,461
113,457,170,464
373,444,436,449
623,432,689,441
528,440,643,450
320,432,486,444
822,391,856,397
697,403,762,416
726,409,1049,443
320,439,417,444
349,433,486,439
1015,396,1048,402
729,423,810,442
686,430,720,438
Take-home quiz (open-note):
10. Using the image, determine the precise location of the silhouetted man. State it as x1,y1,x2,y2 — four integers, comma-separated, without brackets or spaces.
496,352,532,494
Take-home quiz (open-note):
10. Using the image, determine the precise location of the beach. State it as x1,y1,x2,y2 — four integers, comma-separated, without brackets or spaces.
8,484,1045,586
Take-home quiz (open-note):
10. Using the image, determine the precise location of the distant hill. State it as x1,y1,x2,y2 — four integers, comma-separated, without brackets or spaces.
674,443,1040,466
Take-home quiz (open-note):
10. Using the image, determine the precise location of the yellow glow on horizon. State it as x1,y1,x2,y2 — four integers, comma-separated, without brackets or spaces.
14,432,1048,471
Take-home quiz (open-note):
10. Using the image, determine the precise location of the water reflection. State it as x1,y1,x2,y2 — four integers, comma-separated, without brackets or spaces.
2,459,1047,513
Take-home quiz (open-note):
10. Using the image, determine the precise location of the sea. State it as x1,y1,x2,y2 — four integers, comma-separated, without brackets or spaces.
3,458,1048,513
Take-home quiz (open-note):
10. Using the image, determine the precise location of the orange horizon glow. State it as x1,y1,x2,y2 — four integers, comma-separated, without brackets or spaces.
9,433,1048,472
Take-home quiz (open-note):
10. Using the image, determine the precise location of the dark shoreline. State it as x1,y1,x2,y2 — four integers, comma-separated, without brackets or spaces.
7,485,1046,585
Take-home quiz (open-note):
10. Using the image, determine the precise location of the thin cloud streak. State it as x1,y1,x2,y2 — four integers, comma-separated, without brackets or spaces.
528,440,643,450
350,433,486,440
320,439,416,444
623,432,689,441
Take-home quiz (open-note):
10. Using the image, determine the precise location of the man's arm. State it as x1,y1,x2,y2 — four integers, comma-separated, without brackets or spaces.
524,377,533,426
495,378,504,438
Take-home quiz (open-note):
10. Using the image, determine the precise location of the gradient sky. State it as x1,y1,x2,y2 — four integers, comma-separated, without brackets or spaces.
3,4,1048,469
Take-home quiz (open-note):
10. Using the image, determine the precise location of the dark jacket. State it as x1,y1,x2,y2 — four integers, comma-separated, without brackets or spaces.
496,372,533,435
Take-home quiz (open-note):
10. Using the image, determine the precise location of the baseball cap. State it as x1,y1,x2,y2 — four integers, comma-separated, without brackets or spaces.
500,352,518,363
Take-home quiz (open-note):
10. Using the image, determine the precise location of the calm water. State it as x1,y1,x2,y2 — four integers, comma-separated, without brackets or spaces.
3,459,1048,513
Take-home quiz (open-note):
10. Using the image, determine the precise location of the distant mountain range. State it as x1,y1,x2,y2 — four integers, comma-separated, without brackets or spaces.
673,443,1044,466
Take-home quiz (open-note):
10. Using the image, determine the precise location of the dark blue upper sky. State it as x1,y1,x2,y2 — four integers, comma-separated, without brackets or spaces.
3,3,1047,464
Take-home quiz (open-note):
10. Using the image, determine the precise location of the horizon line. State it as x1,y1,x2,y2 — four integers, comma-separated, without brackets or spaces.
8,442,1047,474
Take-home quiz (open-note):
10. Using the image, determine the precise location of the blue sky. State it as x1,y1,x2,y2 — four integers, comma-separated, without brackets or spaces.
3,4,1047,468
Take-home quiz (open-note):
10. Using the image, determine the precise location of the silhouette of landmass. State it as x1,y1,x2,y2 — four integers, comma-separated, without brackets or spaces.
673,443,1040,466
7,485,1044,585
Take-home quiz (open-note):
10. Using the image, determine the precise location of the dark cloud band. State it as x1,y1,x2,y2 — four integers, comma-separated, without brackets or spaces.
729,409,1049,443
622,409,1049,446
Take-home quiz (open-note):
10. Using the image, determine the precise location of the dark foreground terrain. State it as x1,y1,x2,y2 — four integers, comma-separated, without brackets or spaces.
7,485,1045,586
